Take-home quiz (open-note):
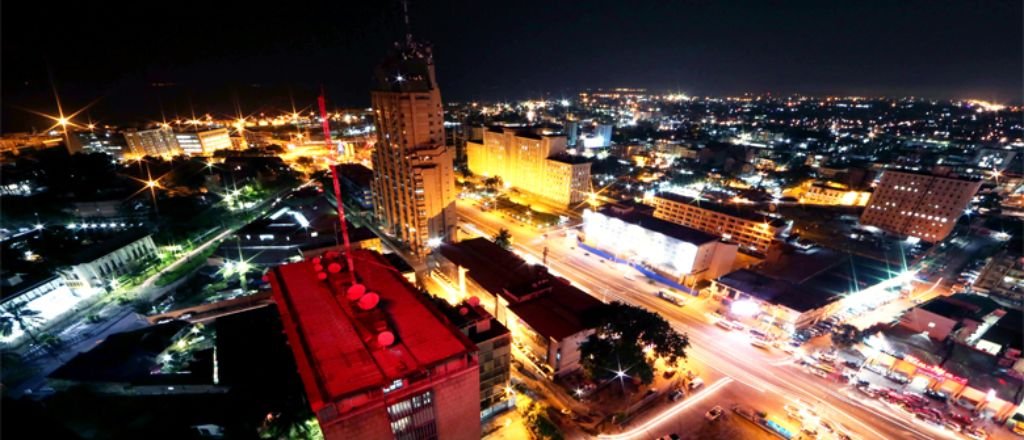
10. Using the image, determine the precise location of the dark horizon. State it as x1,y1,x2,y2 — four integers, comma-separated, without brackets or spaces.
3,0,1021,132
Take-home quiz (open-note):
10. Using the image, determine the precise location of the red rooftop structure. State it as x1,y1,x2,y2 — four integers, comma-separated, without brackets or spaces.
268,249,480,440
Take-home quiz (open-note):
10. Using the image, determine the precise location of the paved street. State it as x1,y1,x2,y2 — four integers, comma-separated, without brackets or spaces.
456,198,992,440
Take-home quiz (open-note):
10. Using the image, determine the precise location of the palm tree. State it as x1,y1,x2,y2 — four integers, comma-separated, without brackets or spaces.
494,228,512,250
0,304,45,348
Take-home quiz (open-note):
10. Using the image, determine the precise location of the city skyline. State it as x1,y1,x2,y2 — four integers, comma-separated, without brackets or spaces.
2,2,1023,440
3,0,1022,131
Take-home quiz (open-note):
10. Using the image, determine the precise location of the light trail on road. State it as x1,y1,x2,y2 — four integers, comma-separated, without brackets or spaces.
456,200,940,440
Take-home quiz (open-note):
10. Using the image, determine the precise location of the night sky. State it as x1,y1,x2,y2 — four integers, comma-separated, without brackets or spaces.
2,0,1021,131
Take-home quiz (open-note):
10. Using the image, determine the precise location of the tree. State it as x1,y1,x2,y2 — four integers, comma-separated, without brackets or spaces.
493,228,512,250
580,301,690,385
0,304,54,356
832,324,861,348
483,176,502,189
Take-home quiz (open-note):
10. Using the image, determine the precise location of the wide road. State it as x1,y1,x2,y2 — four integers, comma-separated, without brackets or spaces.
457,199,959,440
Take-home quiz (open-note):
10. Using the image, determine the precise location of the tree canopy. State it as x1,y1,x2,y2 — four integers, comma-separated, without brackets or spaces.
580,301,689,385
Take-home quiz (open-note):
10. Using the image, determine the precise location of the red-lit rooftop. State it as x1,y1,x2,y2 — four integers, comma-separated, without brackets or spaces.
268,250,476,412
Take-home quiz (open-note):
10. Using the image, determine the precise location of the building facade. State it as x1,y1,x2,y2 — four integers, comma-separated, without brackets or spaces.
972,247,1024,308
466,126,591,206
175,128,232,156
123,127,181,157
797,181,871,206
370,38,457,256
268,250,480,440
860,170,981,242
436,300,512,419
651,193,786,254
581,206,737,285
61,230,158,291
437,238,605,377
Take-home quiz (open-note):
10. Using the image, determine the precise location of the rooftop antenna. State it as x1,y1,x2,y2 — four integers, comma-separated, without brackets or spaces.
318,86,357,284
402,0,412,45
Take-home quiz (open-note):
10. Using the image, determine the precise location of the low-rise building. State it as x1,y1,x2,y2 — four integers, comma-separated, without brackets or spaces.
972,244,1024,308
795,181,871,206
213,195,379,268
433,299,512,419
334,163,375,211
712,245,912,332
0,275,100,344
61,229,159,291
436,238,606,376
581,204,736,288
651,192,788,254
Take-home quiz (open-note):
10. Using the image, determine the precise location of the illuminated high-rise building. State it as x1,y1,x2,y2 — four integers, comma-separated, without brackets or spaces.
123,127,181,157
860,170,981,242
370,36,457,256
175,128,232,156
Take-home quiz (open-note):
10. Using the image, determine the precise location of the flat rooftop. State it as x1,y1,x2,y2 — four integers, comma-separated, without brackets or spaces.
717,246,900,312
598,206,718,245
548,153,592,165
654,192,788,226
439,238,604,339
70,228,152,264
268,250,476,410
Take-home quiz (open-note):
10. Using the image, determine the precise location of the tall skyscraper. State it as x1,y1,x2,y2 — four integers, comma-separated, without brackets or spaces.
370,36,457,256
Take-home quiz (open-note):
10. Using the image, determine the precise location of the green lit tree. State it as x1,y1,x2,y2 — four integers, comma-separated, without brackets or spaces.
580,301,689,385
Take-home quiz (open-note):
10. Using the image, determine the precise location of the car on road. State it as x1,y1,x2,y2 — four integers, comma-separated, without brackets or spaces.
688,377,705,390
716,319,736,331
668,389,684,402
705,406,724,421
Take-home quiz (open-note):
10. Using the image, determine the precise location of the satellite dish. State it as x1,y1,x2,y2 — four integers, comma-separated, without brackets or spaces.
312,256,322,264
467,296,481,307
261,275,270,282
316,272,328,281
313,264,324,273
377,331,395,347
357,292,380,310
327,263,342,273
459,307,469,315
346,284,367,300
